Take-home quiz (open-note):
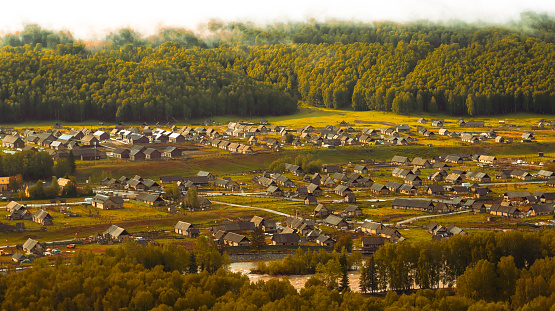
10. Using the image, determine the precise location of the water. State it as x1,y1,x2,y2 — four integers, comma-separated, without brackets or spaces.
229,261,361,292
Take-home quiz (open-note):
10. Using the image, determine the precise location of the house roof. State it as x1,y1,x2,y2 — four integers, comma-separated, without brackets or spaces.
136,193,163,203
391,155,409,163
504,191,531,199
223,232,249,243
92,194,124,205
175,221,193,231
23,238,39,250
33,209,52,221
531,204,554,214
324,214,346,226
361,236,385,246
272,233,300,243
361,221,383,230
344,205,360,212
316,234,334,244
103,225,129,237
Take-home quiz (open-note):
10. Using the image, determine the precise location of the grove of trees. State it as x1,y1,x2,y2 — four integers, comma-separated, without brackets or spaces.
3,230,555,310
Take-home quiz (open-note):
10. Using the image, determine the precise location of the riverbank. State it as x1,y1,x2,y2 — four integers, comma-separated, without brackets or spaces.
229,261,362,292
229,252,289,262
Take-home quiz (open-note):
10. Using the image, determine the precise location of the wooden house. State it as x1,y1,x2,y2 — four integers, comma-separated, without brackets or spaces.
272,233,299,246
344,205,362,217
361,236,385,255
313,204,331,218
174,221,200,238
32,209,53,226
92,194,124,210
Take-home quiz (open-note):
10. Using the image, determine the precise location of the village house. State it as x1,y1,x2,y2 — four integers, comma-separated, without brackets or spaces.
478,155,497,165
445,173,463,184
540,193,555,204
490,204,521,218
404,174,422,186
427,185,445,196
334,185,352,196
392,168,412,178
307,183,323,196
250,216,277,233
385,181,403,193
323,164,343,173
103,225,130,242
5,201,32,220
314,234,334,247
112,148,130,159
538,170,555,179
163,146,182,158
344,192,357,203
510,169,532,181
353,165,368,174
380,227,403,242
304,195,318,205
361,236,385,255
313,204,331,218
391,155,410,166
392,198,434,212
496,170,512,179
93,131,110,141
472,202,487,213
466,172,492,183
23,238,43,255
2,135,25,149
399,184,418,195
81,135,100,146
272,233,300,246
411,157,432,168
370,183,389,195
92,194,124,210
266,185,284,197
32,209,53,226
361,221,384,235
324,214,349,229
136,193,165,206
144,148,161,160
503,191,531,202
174,221,200,238
344,205,363,217
529,204,554,216
129,149,146,161
222,232,250,246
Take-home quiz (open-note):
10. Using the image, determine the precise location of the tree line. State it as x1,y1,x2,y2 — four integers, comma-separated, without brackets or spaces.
0,14,554,122
2,230,555,310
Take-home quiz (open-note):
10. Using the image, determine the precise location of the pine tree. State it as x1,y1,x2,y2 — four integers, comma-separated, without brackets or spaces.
339,269,350,292
359,261,368,293
68,151,76,174
188,253,198,274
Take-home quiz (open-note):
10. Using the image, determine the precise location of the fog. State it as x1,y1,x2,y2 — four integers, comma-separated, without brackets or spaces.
1,0,554,40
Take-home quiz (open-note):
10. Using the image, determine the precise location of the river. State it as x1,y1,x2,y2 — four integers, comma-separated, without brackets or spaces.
229,261,362,292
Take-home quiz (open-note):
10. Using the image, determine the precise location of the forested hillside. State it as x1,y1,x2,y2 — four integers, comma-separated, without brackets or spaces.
1,12,554,122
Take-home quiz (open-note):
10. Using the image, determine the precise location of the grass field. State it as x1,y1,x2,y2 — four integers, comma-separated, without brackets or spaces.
5,107,555,264
0,200,274,245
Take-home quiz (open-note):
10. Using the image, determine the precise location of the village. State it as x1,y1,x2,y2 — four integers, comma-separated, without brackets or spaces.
0,113,554,266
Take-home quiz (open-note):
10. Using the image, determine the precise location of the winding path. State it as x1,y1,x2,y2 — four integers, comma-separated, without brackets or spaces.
211,200,290,217
396,210,471,225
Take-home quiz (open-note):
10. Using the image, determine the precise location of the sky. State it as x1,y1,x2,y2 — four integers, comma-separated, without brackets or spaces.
1,0,554,40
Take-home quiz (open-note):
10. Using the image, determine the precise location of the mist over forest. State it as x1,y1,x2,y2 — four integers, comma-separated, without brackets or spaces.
0,12,553,122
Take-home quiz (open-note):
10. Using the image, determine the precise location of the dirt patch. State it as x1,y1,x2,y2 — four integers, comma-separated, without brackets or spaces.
354,120,397,127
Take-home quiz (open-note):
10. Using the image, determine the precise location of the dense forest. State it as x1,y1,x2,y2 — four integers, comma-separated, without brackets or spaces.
3,230,555,310
0,12,554,122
